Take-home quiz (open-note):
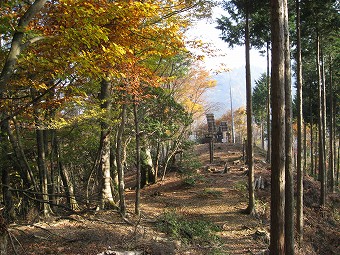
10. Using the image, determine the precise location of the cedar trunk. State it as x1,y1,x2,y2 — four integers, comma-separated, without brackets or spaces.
316,33,326,207
270,0,286,253
284,0,294,252
245,8,255,215
296,0,304,245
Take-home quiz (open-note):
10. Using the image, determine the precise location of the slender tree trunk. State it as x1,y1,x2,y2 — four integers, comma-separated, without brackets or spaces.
245,7,255,215
315,127,319,178
36,127,52,217
266,41,271,163
284,1,294,252
43,130,56,211
329,58,335,193
116,104,127,216
270,0,286,253
230,85,235,143
5,119,35,216
134,101,141,215
321,53,327,191
49,130,57,209
336,138,340,186
316,33,326,207
296,0,304,246
7,119,38,193
303,122,307,174
1,119,15,221
53,135,79,210
310,84,314,177
261,121,265,149
154,140,161,183
98,79,114,209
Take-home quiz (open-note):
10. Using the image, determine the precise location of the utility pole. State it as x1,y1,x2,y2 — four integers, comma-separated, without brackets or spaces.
230,85,235,143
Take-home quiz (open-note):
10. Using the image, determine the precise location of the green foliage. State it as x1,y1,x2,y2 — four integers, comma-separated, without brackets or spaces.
200,188,223,198
182,171,205,187
176,141,205,186
216,0,271,49
252,73,268,124
233,181,247,192
139,86,192,140
157,211,221,245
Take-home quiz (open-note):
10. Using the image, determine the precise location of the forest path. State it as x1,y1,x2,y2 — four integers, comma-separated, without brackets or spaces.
10,142,339,255
126,143,270,254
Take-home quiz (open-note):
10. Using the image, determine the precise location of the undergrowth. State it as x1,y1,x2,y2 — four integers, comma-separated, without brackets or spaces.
178,142,205,186
157,211,221,245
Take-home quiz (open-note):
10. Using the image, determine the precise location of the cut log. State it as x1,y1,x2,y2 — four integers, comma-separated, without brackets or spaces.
233,159,241,165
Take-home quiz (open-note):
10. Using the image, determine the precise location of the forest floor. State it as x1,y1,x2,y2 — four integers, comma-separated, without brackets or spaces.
8,143,340,255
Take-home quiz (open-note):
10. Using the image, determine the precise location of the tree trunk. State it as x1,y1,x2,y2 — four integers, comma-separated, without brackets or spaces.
134,101,141,215
5,119,36,216
296,0,304,246
141,147,156,188
310,92,314,176
36,127,52,217
53,135,79,211
266,41,271,163
244,7,255,215
321,54,327,184
261,121,265,150
303,122,307,175
1,119,15,221
337,138,340,186
284,1,294,252
43,130,56,211
316,32,326,207
98,79,115,209
315,127,319,179
7,119,38,193
270,0,286,253
116,104,127,216
328,58,335,193
0,0,48,93
154,140,161,183
49,130,57,209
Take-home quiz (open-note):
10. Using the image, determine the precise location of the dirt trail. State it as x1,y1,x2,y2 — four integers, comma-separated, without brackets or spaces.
134,143,270,254
9,143,339,255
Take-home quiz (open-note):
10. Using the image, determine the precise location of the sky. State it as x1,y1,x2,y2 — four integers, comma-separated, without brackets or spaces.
186,7,267,72
185,7,268,118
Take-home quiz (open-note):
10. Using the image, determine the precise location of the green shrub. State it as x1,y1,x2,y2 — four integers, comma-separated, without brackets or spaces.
182,173,205,187
233,181,247,192
157,211,221,245
201,188,223,198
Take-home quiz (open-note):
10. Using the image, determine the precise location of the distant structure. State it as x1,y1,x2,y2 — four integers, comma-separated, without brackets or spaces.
217,121,230,143
201,114,230,144
205,114,216,163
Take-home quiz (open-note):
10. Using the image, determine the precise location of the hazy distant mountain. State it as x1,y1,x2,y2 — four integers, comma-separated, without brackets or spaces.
204,65,266,118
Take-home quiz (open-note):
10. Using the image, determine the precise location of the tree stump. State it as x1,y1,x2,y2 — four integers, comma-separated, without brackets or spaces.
254,176,266,190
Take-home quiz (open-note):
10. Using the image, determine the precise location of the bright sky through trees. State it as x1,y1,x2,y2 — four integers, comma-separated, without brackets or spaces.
186,6,267,72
